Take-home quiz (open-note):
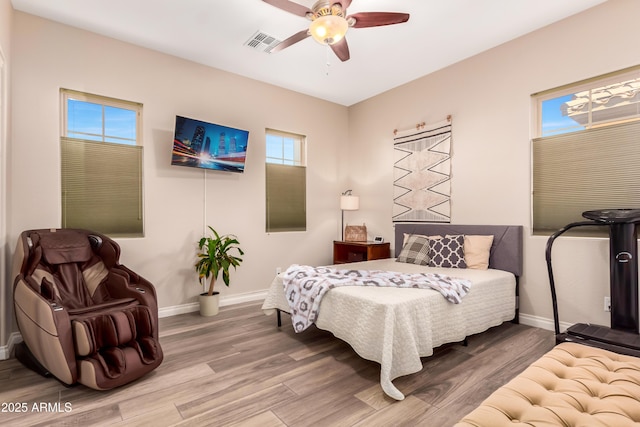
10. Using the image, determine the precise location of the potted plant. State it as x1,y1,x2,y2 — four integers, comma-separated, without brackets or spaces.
195,226,244,316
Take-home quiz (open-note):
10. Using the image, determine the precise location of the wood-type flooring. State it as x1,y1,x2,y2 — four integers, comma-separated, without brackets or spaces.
0,301,554,426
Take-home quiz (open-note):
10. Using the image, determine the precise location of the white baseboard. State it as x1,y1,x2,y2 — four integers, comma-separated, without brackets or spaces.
519,313,571,333
0,332,23,360
158,302,199,318
158,290,268,318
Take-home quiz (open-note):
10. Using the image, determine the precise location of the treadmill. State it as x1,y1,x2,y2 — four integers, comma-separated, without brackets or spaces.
546,208,640,357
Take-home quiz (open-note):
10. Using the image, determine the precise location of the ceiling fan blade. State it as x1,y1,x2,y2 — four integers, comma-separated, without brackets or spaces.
262,0,312,17
349,12,410,28
271,29,310,53
330,38,350,62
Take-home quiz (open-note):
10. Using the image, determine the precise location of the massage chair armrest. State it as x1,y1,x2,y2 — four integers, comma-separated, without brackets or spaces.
13,276,77,384
17,273,56,303
103,268,159,325
114,265,157,296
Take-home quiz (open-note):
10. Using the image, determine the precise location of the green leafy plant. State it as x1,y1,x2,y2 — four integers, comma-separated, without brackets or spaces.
195,226,244,296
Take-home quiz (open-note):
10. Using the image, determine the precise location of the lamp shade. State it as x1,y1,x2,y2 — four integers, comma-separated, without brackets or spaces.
340,195,359,211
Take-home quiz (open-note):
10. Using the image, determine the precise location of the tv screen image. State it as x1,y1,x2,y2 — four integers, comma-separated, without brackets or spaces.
171,115,249,173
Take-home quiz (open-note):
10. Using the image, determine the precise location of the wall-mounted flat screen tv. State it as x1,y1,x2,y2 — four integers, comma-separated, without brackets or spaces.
171,115,249,173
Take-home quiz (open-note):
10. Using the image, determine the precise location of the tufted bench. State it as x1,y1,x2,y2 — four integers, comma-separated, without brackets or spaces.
455,342,640,426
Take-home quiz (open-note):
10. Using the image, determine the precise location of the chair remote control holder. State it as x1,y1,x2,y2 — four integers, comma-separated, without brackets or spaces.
546,209,640,354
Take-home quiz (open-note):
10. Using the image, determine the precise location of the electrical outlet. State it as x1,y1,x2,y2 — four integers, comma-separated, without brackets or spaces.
276,267,282,275
604,296,611,312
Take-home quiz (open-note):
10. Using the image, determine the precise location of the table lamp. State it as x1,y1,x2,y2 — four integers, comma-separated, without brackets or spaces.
340,189,360,240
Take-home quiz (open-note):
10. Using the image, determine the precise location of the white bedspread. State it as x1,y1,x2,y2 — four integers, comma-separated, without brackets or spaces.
282,264,471,332
261,258,516,400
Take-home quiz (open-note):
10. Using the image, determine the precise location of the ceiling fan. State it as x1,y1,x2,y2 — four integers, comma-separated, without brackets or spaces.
262,0,410,62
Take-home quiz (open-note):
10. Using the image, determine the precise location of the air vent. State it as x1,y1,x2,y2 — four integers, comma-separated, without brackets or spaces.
245,31,281,53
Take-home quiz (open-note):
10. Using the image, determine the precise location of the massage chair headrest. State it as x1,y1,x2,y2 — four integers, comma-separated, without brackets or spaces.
35,230,97,265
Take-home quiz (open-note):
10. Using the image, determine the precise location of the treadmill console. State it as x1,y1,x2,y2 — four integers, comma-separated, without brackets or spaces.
583,209,640,223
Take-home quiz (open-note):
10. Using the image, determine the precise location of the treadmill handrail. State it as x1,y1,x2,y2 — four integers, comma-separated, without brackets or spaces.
545,220,603,334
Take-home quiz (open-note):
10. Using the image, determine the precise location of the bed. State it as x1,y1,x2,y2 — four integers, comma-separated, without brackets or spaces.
261,223,523,400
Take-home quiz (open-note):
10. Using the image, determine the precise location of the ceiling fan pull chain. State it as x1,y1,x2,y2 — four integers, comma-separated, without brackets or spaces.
325,44,331,76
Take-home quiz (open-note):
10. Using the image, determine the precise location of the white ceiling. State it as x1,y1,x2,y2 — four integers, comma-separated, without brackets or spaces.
11,0,606,106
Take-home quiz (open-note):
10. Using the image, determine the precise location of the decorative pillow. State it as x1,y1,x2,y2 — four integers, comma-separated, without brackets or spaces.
402,233,442,248
428,234,467,268
396,234,432,265
402,233,419,248
464,235,494,270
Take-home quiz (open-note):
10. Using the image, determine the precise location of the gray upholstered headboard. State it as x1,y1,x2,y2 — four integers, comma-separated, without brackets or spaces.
394,224,524,277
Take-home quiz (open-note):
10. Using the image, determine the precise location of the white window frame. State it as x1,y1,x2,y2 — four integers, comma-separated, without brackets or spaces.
534,66,640,138
266,128,306,166
62,89,142,144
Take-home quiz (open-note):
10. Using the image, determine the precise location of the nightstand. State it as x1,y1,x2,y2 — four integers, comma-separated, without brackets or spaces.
333,241,391,264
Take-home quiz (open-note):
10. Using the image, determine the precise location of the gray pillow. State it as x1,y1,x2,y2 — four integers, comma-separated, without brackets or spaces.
428,235,467,268
396,234,432,265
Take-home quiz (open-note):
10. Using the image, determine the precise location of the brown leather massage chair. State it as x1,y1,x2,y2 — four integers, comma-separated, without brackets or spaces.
12,228,163,390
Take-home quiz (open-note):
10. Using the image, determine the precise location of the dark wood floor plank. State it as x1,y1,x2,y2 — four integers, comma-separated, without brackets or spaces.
413,325,554,408
412,327,555,425
0,301,555,427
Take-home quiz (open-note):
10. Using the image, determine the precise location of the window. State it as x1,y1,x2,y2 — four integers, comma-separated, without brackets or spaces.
61,89,144,237
532,66,640,235
266,129,305,165
265,129,306,232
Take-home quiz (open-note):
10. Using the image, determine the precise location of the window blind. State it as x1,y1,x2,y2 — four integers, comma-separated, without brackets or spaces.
265,163,306,232
61,137,143,236
532,120,640,234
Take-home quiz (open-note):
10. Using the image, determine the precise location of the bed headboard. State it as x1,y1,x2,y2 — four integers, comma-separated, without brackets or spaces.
394,224,524,277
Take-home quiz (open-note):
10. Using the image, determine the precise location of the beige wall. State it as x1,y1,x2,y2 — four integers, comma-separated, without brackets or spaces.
4,0,640,351
0,0,12,353
348,0,640,331
8,12,348,326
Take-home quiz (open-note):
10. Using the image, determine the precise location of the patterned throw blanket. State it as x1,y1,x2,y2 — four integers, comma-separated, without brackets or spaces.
282,265,471,332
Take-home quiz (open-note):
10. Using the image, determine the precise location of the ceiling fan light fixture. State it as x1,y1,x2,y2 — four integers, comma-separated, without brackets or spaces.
309,14,349,45
263,0,410,63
